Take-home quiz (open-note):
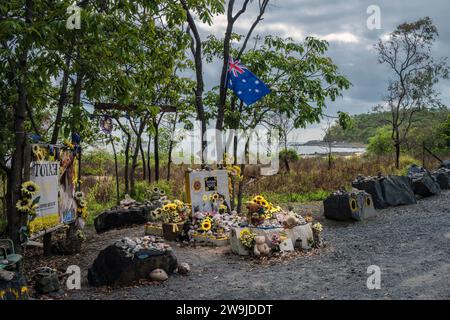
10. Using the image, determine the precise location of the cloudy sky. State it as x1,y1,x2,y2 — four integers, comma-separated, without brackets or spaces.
197,0,450,142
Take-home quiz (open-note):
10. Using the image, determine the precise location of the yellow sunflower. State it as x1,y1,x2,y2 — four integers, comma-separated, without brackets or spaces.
201,219,212,231
21,181,40,197
202,194,209,202
212,193,219,201
254,195,264,202
239,228,251,238
16,199,32,213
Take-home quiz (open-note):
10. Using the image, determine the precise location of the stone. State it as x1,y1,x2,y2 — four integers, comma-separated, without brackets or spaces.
230,225,313,255
33,267,61,294
432,168,450,190
88,242,177,287
440,160,450,169
381,175,416,206
352,176,387,209
284,224,314,249
0,269,15,281
149,268,168,282
353,175,416,208
279,239,294,252
230,228,250,256
94,208,148,233
177,263,190,275
411,171,440,197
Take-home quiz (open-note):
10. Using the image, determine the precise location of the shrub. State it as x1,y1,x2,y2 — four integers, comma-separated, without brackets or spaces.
280,148,300,162
367,126,394,156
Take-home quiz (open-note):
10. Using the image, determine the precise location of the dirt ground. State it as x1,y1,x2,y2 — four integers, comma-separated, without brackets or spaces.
23,190,450,300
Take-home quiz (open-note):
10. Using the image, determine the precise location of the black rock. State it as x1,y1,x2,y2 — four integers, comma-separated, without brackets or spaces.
432,168,450,189
353,175,416,208
0,271,29,300
33,268,60,294
440,160,450,169
411,171,440,197
88,244,177,287
94,208,148,233
381,175,417,206
352,177,387,209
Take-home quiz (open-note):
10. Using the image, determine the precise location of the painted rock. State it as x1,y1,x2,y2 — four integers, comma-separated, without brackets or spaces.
177,263,191,275
149,268,168,282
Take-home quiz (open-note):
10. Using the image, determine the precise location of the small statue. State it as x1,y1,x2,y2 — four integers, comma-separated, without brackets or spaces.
253,236,270,256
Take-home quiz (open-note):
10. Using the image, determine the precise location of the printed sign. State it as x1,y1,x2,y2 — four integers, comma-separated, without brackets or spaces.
29,161,61,234
185,170,230,212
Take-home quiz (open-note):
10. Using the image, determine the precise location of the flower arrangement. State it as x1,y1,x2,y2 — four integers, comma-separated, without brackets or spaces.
153,199,189,224
16,181,40,217
312,222,323,233
189,211,229,240
239,228,256,250
74,191,88,221
245,195,282,226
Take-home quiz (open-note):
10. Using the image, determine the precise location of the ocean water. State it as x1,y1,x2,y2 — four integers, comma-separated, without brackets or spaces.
293,145,366,155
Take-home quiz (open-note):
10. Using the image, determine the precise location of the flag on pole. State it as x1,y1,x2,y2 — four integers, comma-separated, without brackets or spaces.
227,57,270,106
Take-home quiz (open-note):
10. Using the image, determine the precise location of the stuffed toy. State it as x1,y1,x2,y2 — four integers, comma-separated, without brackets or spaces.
253,236,270,256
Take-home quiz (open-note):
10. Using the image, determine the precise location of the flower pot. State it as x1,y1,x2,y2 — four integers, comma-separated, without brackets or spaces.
162,222,185,241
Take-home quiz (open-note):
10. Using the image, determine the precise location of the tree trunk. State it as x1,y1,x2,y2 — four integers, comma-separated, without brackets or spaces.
147,134,152,183
6,0,32,251
140,139,146,181
237,138,250,214
51,49,72,144
167,112,178,181
110,135,120,205
154,119,160,182
130,119,146,197
182,3,207,163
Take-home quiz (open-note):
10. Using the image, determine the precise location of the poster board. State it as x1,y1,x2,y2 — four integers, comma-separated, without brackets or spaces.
28,144,79,237
185,170,231,212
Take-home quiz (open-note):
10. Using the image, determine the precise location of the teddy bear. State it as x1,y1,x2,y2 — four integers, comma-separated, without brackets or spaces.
253,236,271,256
283,213,300,229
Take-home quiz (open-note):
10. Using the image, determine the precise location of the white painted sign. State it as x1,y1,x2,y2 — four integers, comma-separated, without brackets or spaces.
186,170,231,212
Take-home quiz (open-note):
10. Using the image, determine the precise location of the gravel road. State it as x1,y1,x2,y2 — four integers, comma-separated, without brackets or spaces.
39,190,449,300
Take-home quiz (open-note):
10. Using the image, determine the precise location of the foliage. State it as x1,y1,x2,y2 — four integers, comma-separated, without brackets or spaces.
374,17,449,167
279,149,299,163
367,126,395,156
325,108,450,147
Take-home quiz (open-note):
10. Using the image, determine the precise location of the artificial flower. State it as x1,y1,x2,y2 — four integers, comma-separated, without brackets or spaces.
312,222,323,233
16,199,33,213
201,219,212,231
21,181,40,197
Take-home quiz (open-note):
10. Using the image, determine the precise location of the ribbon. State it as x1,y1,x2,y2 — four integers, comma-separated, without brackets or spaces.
172,223,179,233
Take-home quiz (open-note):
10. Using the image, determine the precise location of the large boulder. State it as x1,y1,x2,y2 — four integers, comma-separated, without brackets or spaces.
353,175,416,208
88,237,177,287
324,190,377,221
94,207,148,233
381,175,416,206
440,160,450,169
410,172,440,197
352,176,387,209
432,168,450,189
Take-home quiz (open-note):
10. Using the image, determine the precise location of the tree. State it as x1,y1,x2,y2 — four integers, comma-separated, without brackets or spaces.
375,17,449,168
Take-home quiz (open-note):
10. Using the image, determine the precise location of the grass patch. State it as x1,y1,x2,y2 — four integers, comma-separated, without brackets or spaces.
243,189,330,205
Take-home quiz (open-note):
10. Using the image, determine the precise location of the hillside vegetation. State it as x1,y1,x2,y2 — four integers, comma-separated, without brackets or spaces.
324,108,450,145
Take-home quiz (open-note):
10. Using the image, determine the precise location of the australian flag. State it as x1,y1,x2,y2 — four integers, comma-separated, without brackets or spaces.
227,57,270,106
